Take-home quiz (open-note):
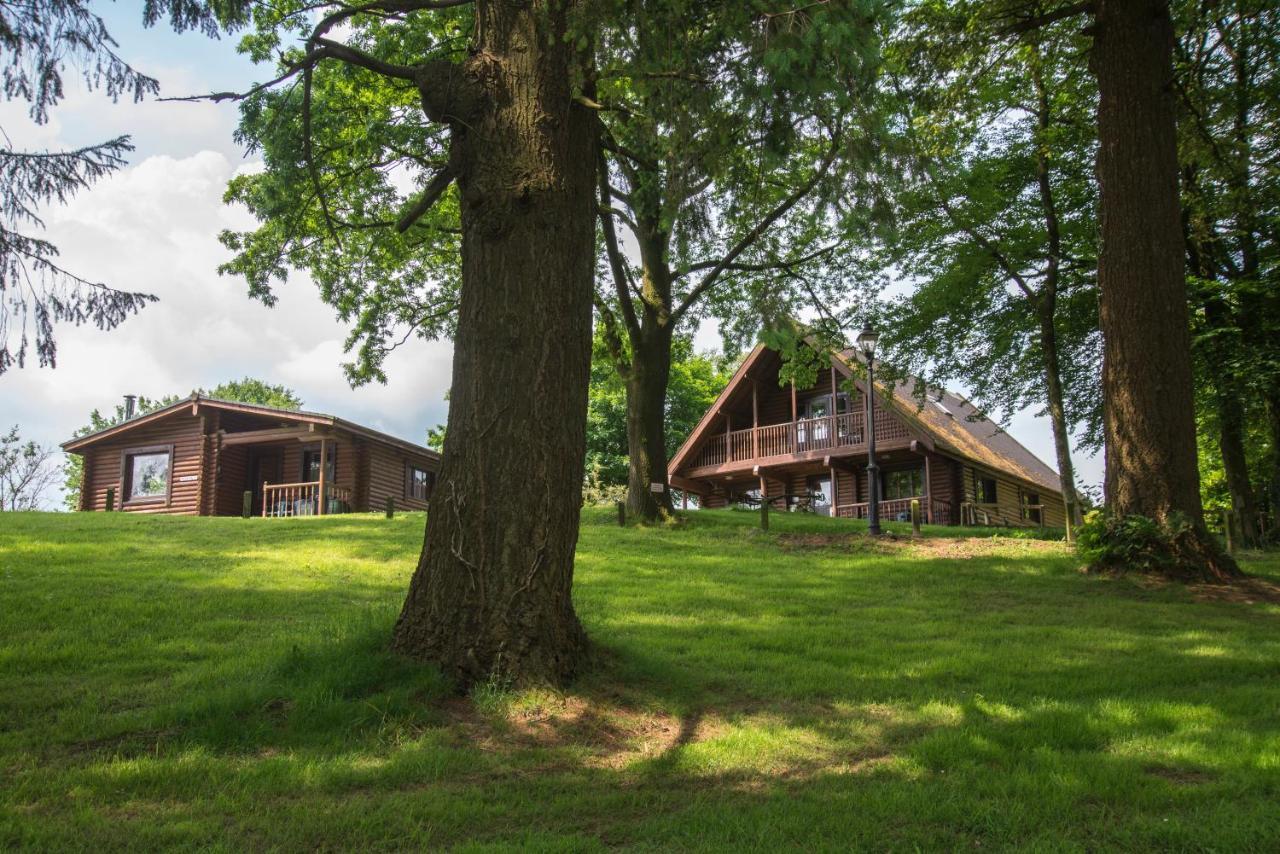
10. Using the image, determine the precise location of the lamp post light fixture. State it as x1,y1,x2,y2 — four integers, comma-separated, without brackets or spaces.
857,322,882,536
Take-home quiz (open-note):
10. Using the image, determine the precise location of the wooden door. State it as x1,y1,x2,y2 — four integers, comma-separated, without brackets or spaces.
248,449,283,515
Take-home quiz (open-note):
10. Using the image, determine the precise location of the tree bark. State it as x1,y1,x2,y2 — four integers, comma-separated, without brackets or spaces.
1091,0,1239,579
1038,304,1081,523
625,319,675,520
392,0,596,686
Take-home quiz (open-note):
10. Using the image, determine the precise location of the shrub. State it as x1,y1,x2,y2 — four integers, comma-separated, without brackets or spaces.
1076,509,1235,581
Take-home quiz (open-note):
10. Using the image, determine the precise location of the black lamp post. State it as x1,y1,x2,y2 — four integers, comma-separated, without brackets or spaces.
857,322,881,536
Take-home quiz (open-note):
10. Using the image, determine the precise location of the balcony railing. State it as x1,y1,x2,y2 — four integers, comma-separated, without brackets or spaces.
836,497,951,524
262,482,353,517
692,409,911,470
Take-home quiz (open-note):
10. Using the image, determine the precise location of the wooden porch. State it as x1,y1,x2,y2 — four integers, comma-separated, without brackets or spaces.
261,481,353,517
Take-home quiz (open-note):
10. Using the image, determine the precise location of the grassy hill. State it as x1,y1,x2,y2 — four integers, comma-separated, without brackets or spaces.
1,509,1278,850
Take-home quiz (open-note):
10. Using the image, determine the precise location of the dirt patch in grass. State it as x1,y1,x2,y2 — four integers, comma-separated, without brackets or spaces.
1189,575,1280,606
1144,764,1218,785
443,693,726,770
775,532,1068,561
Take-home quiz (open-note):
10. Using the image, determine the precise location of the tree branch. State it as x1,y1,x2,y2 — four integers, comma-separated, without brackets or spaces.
671,135,842,324
396,157,458,232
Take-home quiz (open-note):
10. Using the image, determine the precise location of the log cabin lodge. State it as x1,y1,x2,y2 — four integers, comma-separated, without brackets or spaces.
668,344,1067,527
62,395,439,517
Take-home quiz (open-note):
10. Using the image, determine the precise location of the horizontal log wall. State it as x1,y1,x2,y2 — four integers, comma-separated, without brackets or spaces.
80,413,205,514
366,442,437,513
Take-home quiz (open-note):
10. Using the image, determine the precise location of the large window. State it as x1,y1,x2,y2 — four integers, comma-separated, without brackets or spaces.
978,476,998,504
883,467,924,500
302,448,336,483
124,447,171,503
406,464,433,501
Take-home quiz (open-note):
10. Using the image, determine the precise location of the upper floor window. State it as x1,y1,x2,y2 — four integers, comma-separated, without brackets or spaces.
407,464,433,501
979,476,998,504
124,447,171,503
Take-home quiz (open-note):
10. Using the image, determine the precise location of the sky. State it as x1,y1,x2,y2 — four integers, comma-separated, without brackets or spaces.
0,5,1102,508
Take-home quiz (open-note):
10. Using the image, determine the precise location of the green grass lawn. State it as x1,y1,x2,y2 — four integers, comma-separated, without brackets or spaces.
1,509,1278,851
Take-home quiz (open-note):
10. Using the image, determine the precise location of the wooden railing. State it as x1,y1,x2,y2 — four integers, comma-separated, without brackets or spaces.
262,482,353,518
693,408,916,470
835,496,950,524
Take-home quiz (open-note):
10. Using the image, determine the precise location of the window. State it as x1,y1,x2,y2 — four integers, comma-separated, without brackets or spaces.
406,464,433,501
883,467,924,500
979,476,998,504
302,447,336,483
124,447,171,503
1024,492,1042,525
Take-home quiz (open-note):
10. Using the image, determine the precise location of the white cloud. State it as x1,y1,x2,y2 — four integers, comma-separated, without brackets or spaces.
0,150,454,505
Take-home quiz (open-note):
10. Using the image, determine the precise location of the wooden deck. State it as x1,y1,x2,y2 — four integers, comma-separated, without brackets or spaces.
686,410,913,477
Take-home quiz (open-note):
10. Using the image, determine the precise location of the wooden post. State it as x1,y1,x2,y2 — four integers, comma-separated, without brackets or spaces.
1223,510,1235,554
911,498,921,537
616,500,625,527
242,490,252,519
105,487,115,512
317,438,328,515
760,495,770,531
923,454,932,523
791,379,798,452
752,381,759,459
262,483,269,518
385,496,395,519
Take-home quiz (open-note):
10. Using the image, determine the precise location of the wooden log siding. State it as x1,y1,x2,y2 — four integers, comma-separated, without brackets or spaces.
959,464,1066,528
365,442,435,512
80,416,205,513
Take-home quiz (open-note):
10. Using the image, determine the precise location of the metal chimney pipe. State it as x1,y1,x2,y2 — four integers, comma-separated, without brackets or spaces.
123,394,137,420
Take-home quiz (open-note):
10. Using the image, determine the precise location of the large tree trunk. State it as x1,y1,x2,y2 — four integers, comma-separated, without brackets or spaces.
625,319,675,521
1091,0,1239,579
392,0,596,687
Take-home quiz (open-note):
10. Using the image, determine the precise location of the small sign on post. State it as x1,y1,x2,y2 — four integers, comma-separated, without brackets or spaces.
242,490,252,519
649,482,665,493
910,498,921,537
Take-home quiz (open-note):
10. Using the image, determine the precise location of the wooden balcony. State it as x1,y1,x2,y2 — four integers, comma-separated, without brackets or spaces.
689,409,913,474
262,482,353,517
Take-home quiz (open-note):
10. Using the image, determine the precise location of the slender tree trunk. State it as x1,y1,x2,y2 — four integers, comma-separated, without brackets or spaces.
1215,381,1260,545
1267,385,1280,528
392,0,597,687
1038,305,1081,522
1030,51,1081,524
1091,0,1238,579
625,319,674,520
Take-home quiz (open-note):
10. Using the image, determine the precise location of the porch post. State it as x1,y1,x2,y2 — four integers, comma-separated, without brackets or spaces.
317,437,328,516
752,381,759,459
790,379,797,453
924,453,933,524
725,412,732,462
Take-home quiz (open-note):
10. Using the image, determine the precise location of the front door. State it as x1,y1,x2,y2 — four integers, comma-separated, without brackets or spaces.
248,449,283,515
807,474,832,516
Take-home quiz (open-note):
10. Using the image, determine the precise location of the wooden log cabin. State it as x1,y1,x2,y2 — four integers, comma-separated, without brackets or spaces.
62,395,440,517
668,344,1068,528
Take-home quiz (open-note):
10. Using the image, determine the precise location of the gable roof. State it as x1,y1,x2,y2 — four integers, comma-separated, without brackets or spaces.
61,394,440,460
833,350,1061,495
669,343,1062,496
